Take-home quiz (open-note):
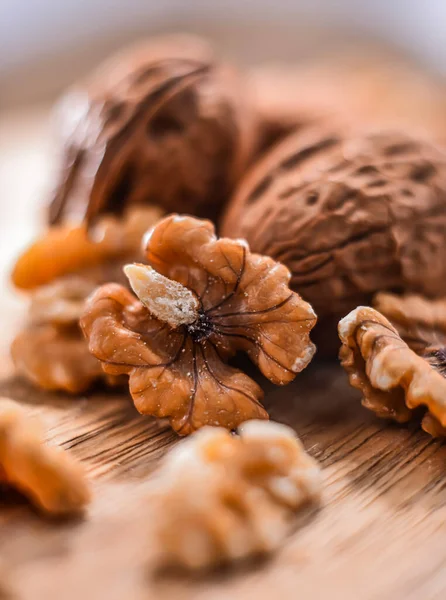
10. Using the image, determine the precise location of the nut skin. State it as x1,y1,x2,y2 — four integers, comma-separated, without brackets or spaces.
338,306,446,437
80,215,317,435
222,127,446,348
0,398,90,516
148,421,322,570
48,34,257,228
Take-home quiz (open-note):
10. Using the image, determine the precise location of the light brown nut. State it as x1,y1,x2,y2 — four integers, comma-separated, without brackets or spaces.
338,306,446,437
81,215,317,435
0,399,90,515
47,34,257,228
250,56,446,150
222,128,446,337
148,420,321,570
11,276,123,394
12,205,163,290
374,292,446,355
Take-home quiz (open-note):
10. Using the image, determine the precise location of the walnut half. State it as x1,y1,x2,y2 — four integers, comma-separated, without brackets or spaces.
148,420,322,570
338,306,446,437
81,215,317,435
0,399,90,516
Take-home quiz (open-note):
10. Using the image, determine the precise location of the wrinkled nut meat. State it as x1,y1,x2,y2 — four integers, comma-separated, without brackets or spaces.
81,215,317,435
222,128,446,324
12,205,163,290
249,56,446,150
148,420,322,569
0,398,90,515
339,306,446,437
48,34,257,227
374,292,446,355
11,276,123,393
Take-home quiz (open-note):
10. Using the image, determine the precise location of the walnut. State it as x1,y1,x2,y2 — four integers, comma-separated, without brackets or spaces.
338,306,446,437
221,128,446,335
250,57,446,150
12,204,163,290
148,420,322,569
47,34,257,228
374,292,446,355
81,215,317,435
0,398,90,515
11,275,124,393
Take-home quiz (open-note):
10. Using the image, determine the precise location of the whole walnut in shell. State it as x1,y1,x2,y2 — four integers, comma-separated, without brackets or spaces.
48,34,257,227
222,127,446,342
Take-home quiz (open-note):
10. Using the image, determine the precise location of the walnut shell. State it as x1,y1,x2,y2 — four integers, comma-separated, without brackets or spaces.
221,128,446,332
250,56,446,150
48,34,257,227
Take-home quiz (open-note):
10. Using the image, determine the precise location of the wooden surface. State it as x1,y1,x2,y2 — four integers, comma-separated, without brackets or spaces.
2,108,446,600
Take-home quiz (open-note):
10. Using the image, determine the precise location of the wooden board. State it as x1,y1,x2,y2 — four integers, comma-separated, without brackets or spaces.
2,107,446,600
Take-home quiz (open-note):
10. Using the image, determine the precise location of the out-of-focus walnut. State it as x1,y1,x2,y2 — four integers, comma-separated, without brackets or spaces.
0,398,90,515
222,128,446,348
81,215,317,435
338,306,446,437
12,205,163,290
250,56,446,150
148,420,321,569
374,292,446,355
47,34,257,228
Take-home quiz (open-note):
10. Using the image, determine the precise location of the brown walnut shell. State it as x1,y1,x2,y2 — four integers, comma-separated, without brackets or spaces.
221,128,446,346
48,34,257,227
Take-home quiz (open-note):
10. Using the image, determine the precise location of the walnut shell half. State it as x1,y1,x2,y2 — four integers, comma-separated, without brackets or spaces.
148,420,321,570
222,128,446,328
338,306,446,437
48,34,257,227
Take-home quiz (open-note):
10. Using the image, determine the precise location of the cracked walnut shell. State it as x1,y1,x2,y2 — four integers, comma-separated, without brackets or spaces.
80,215,317,435
48,34,257,227
148,420,322,569
0,399,90,515
338,306,446,437
222,128,446,323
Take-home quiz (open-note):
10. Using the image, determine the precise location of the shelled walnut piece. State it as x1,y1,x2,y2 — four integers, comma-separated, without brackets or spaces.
339,306,446,437
48,34,257,227
374,292,446,355
222,128,446,327
11,276,124,393
81,215,317,435
0,399,90,515
148,420,322,570
12,204,163,290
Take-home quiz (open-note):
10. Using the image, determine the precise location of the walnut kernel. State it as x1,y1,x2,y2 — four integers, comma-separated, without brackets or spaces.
149,420,321,569
81,215,317,435
338,306,446,437
0,399,90,515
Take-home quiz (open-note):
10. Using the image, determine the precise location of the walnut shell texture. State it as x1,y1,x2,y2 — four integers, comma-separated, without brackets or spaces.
48,34,257,227
0,398,90,515
338,306,446,437
81,215,317,435
222,128,446,325
148,421,321,569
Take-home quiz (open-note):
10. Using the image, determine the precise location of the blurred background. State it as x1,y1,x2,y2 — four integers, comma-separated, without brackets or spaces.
1,0,446,360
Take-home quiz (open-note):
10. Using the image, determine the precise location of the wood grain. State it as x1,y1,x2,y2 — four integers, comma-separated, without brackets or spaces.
2,107,446,600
